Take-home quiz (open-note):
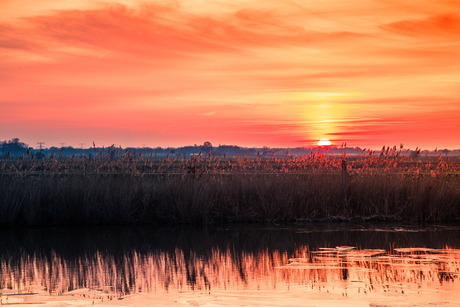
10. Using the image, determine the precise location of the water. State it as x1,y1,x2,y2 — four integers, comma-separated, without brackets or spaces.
1,223,460,306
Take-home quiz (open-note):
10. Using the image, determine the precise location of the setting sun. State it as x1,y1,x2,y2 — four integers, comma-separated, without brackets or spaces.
0,0,459,149
318,138,332,146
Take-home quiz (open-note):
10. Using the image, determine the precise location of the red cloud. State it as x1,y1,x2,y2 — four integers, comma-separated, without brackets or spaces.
1,2,366,57
381,14,460,38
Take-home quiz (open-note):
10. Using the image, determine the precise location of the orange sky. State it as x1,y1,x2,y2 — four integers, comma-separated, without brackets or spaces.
1,0,460,149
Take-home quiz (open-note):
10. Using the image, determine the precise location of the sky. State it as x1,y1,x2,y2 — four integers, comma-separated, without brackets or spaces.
1,0,460,149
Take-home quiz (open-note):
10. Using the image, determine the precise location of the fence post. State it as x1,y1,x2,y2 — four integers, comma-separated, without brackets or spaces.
342,159,348,212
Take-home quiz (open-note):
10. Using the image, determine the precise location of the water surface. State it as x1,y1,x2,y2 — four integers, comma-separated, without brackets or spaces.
1,223,460,306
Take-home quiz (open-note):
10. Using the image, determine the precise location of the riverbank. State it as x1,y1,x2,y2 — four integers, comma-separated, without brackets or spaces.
1,171,459,226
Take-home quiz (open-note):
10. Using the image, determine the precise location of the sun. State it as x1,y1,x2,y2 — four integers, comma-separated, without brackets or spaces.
318,138,331,146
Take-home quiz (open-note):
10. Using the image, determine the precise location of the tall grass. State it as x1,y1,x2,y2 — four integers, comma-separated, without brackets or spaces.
1,145,459,226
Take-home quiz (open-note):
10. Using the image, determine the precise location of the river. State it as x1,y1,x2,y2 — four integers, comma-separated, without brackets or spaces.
1,223,459,306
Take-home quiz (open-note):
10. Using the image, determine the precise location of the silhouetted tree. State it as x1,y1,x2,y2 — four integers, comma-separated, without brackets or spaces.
1,138,29,156
442,149,449,157
202,141,213,154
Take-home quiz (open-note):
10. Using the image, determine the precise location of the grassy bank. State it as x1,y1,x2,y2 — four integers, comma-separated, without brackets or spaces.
1,147,460,226
1,172,459,226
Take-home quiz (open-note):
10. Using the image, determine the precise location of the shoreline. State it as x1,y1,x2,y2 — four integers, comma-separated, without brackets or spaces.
2,152,459,227
1,171,459,227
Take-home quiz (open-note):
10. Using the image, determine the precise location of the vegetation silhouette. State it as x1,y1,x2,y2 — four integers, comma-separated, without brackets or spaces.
1,139,459,226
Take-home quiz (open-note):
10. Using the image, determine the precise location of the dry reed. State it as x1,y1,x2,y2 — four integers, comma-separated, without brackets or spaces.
1,146,459,226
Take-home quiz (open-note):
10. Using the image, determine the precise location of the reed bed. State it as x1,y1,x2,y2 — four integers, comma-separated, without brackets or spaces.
1,145,460,226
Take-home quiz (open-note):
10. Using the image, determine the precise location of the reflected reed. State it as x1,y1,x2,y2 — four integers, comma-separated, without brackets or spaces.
1,224,459,297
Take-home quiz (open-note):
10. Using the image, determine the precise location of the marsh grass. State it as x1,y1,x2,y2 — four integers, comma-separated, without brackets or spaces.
1,146,460,226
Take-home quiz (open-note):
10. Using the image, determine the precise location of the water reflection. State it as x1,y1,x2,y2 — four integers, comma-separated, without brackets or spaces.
1,224,459,301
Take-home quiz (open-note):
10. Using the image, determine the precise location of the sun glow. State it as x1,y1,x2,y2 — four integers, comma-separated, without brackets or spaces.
318,138,331,146
2,0,460,149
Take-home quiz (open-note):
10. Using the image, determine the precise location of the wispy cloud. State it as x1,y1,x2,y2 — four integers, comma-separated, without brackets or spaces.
381,14,460,38
1,1,460,148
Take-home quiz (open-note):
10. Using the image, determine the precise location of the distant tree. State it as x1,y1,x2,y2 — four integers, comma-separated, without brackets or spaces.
201,141,213,155
1,138,28,148
1,138,29,155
